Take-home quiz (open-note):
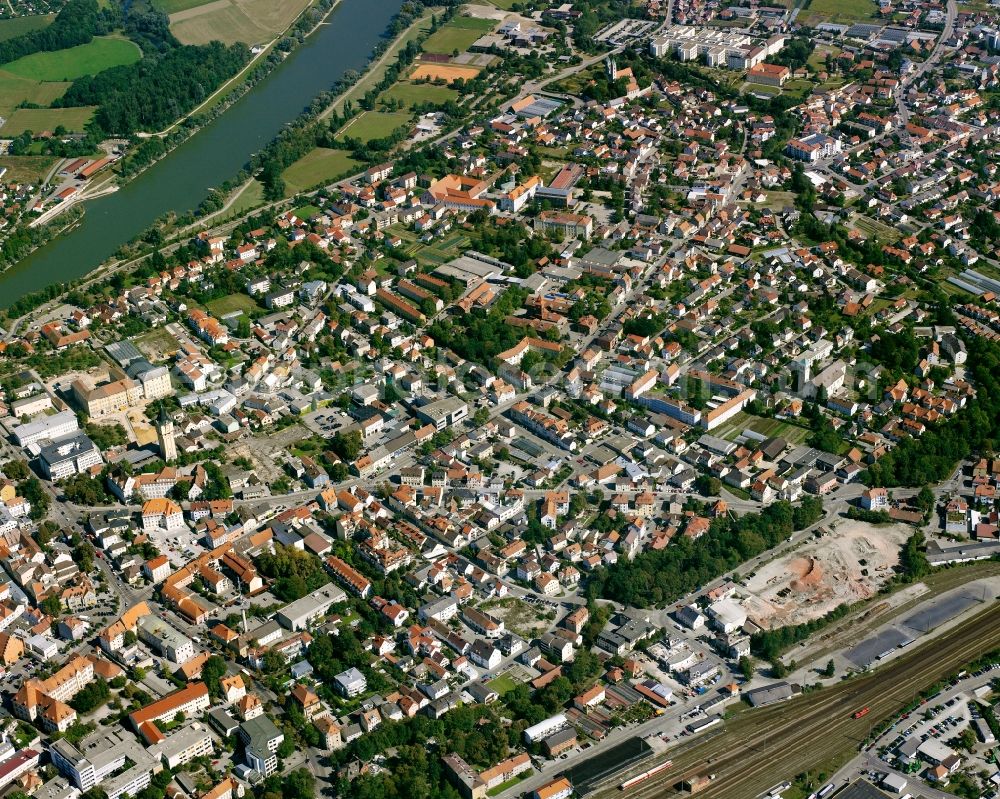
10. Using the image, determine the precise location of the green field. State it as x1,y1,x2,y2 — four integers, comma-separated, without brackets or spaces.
282,147,361,195
711,412,812,445
799,0,878,24
1,106,95,134
205,293,261,317
0,14,53,42
336,110,412,144
390,224,472,267
3,36,141,81
225,178,265,217
0,154,57,184
422,16,494,54
381,80,458,108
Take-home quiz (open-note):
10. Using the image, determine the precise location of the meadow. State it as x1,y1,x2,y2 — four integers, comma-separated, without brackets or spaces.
3,36,141,81
283,148,361,195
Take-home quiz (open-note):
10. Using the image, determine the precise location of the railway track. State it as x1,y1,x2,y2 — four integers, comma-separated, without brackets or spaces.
596,601,1000,799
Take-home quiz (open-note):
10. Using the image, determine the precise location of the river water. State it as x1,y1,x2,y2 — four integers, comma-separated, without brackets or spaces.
0,0,404,307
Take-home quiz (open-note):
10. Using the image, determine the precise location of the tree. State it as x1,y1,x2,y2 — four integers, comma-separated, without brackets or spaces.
40,595,62,617
330,429,363,461
3,460,29,481
738,656,755,680
201,655,227,698
821,660,835,678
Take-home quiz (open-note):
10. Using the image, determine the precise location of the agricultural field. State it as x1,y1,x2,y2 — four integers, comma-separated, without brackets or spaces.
421,15,494,55
168,0,313,46
1,106,95,134
151,0,217,12
0,70,69,115
2,35,140,81
0,154,57,184
336,109,412,143
0,14,53,42
381,80,458,108
282,147,360,195
799,0,878,25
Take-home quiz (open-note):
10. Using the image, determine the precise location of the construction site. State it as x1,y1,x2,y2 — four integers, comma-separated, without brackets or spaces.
740,519,913,629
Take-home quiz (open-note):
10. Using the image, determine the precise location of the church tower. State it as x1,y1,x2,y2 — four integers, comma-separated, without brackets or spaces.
156,405,176,463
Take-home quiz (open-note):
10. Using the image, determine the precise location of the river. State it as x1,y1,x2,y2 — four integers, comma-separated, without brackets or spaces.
0,0,404,308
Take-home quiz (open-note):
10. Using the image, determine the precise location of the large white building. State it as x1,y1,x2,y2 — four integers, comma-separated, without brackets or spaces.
786,133,843,162
650,26,784,69
12,410,79,448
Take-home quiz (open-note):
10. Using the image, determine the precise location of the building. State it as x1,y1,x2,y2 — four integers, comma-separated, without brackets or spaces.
12,410,79,448
238,716,284,778
129,683,211,737
531,776,573,799
72,377,142,419
136,614,195,664
276,584,347,631
156,723,215,769
50,731,155,799
13,655,95,733
786,133,842,162
156,406,177,462
38,433,103,480
334,667,367,698
0,748,41,790
415,397,469,430
142,498,185,532
747,62,789,86
535,210,593,239
861,487,889,511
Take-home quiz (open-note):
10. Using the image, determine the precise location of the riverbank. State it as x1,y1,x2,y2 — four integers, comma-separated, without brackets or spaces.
0,0,405,311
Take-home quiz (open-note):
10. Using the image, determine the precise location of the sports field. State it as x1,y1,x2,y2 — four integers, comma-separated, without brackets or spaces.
336,110,411,143
381,80,458,108
283,147,360,194
2,36,141,81
0,14,53,42
410,62,482,83
1,106,95,134
422,16,494,54
169,0,313,46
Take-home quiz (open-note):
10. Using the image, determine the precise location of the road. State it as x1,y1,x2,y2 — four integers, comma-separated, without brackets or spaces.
586,601,1000,799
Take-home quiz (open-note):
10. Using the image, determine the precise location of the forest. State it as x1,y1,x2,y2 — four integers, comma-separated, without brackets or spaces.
593,498,824,607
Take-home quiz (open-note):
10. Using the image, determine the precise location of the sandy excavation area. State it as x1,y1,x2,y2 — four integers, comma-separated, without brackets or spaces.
740,519,914,630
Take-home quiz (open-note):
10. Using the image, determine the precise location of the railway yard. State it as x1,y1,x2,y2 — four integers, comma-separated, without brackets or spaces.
591,602,1000,798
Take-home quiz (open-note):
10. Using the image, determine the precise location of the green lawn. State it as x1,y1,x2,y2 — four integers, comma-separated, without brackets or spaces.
293,203,321,220
381,80,458,108
486,673,519,695
336,110,412,144
422,17,494,54
799,0,877,23
282,148,361,195
226,178,265,217
1,106,95,134
205,293,261,317
0,14,53,41
3,36,141,81
712,413,812,445
486,771,532,796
